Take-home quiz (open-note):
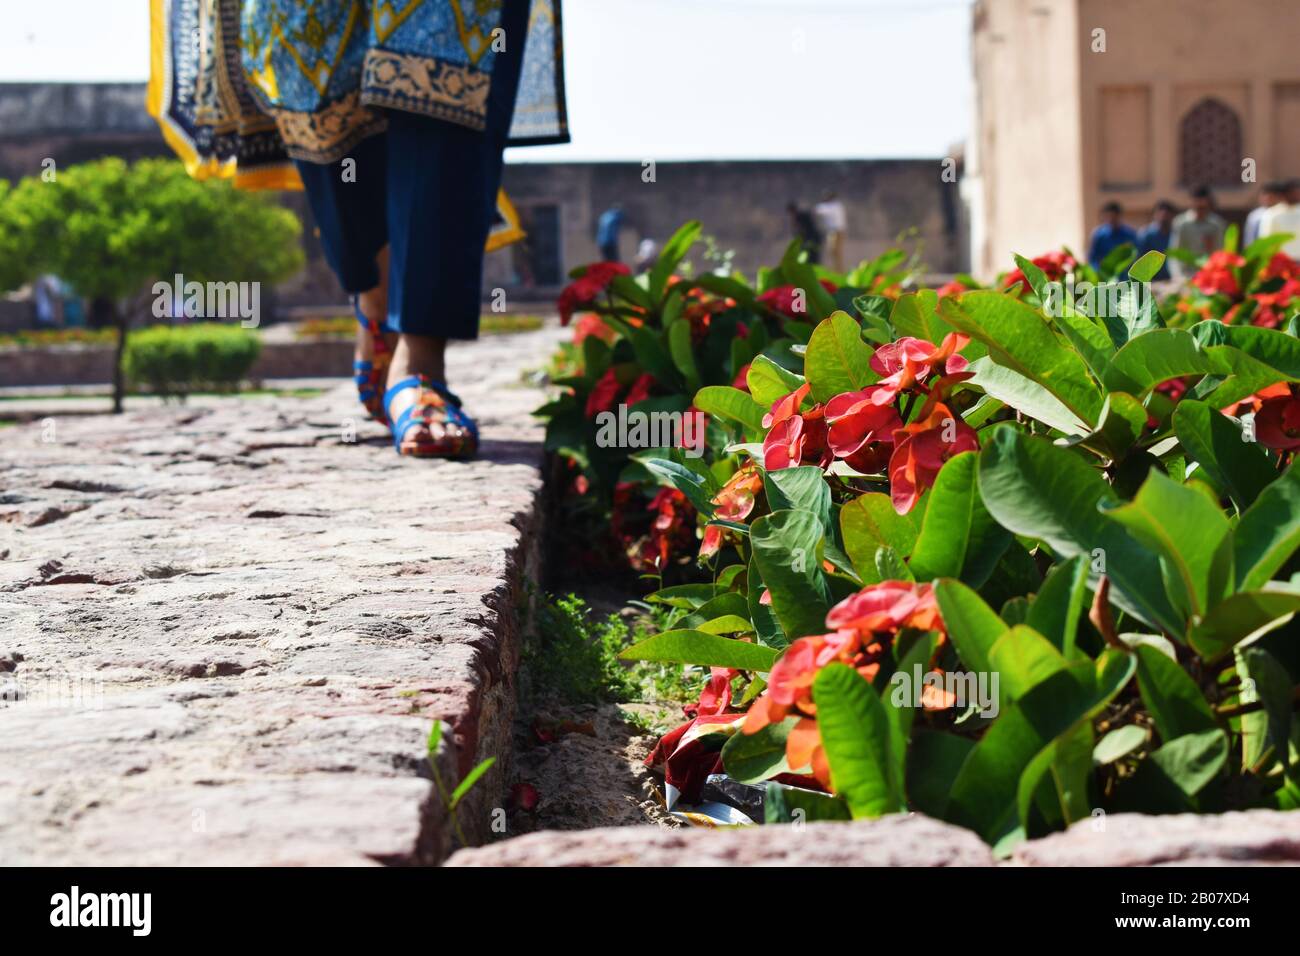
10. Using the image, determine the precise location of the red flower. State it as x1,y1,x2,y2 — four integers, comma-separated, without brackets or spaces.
731,363,752,391
935,280,967,298
572,313,616,346
585,368,622,418
824,386,902,466
1261,252,1300,283
557,261,631,325
868,332,970,405
888,400,979,513
757,280,838,319
1254,390,1300,450
826,580,944,636
761,383,831,470
1191,251,1246,298
625,373,655,406
699,466,765,558
739,580,947,789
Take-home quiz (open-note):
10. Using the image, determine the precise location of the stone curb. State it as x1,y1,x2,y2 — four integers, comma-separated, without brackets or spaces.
0,329,565,865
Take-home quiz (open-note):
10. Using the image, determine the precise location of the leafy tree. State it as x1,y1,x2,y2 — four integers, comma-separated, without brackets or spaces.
0,158,303,411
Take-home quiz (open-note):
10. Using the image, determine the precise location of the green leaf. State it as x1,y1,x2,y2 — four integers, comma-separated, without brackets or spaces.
1134,644,1217,743
746,556,786,648
642,457,716,517
932,578,1006,676
1239,647,1294,771
666,318,701,392
618,629,780,670
1100,470,1230,620
988,625,1068,704
967,357,1089,436
647,583,720,608
764,782,852,823
840,492,918,582
977,429,1184,635
746,354,805,409
1128,250,1166,283
1149,729,1228,797
804,311,877,402
750,510,832,640
874,545,914,583
1172,400,1276,512
763,466,832,539
649,220,701,304
813,663,901,818
1234,463,1300,591
1071,392,1147,460
1093,725,1148,764
942,292,1104,428
721,719,794,783
693,385,766,432
697,614,756,635
427,719,445,757
1189,587,1300,661
905,730,975,819
449,756,496,809
946,651,1135,844
908,452,1011,586
890,289,953,344
1025,555,1090,656
1103,328,1225,396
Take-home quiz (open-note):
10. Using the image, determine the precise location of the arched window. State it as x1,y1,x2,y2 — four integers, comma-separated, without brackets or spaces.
1180,98,1242,186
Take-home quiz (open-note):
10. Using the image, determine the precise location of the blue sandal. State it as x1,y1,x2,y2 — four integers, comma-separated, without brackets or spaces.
383,375,479,459
353,299,393,424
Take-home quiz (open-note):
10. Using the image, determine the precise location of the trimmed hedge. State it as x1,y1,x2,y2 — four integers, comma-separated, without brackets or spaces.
123,323,260,397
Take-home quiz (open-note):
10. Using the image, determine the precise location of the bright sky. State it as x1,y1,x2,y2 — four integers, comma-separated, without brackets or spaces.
1,0,972,161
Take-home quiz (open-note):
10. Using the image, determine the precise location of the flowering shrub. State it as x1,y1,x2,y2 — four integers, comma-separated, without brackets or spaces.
540,224,1300,852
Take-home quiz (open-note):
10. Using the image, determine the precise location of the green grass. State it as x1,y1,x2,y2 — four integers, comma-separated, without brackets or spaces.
522,593,700,718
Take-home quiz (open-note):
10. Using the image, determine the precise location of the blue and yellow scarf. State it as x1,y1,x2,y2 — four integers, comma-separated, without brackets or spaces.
149,0,567,183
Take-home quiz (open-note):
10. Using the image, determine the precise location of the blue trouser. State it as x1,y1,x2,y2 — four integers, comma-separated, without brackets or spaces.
294,0,529,340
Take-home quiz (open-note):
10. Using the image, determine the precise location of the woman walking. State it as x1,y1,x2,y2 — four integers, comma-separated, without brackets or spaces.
149,0,568,457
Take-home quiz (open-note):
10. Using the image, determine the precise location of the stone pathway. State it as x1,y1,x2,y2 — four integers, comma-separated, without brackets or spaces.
0,327,565,865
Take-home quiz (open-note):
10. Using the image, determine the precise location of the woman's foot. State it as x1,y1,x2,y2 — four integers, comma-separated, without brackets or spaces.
383,335,478,458
352,251,397,423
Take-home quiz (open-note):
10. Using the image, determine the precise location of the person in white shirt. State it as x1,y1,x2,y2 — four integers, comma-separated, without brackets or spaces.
1258,180,1300,258
1170,186,1227,279
1244,181,1288,247
814,190,849,273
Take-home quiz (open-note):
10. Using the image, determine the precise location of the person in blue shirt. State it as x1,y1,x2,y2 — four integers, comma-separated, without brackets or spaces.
1135,200,1176,280
596,204,625,262
1088,201,1139,272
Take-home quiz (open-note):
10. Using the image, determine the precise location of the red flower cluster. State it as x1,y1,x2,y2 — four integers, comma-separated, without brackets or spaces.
741,581,946,788
1191,250,1246,298
756,280,838,320
1004,250,1076,294
760,333,977,512
761,382,831,470
558,261,631,326
585,368,655,418
699,466,765,558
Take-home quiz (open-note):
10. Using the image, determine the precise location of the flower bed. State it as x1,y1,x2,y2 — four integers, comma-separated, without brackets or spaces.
536,222,1300,853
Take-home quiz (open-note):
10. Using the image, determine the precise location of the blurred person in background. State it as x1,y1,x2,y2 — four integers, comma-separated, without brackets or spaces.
1259,179,1300,258
1170,186,1227,279
814,190,848,272
1087,201,1137,272
596,203,625,263
1136,200,1176,280
1244,181,1289,246
787,202,823,265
